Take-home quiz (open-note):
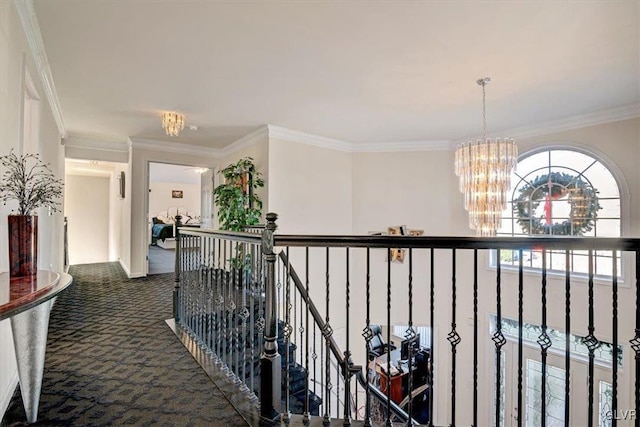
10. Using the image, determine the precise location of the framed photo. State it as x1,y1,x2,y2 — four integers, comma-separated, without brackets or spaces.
118,171,125,198
172,190,183,199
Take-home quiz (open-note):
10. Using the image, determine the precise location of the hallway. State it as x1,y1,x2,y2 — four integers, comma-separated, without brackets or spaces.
1,263,248,426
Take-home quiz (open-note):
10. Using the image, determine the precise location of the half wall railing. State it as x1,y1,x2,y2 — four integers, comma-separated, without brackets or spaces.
172,213,640,427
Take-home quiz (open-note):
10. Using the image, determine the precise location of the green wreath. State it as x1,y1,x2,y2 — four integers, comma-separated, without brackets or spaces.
514,172,601,235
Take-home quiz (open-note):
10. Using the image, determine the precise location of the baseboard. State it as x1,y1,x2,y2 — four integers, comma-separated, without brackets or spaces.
118,259,145,278
0,371,19,421
156,238,176,250
118,259,143,278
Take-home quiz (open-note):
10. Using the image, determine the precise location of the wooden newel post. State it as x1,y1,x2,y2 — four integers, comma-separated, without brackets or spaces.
260,212,281,419
173,215,182,321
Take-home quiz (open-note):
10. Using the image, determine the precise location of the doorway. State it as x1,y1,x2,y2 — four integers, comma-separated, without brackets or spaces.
147,162,212,275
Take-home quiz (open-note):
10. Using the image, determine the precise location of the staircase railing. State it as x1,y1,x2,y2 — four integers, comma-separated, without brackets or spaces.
173,212,640,427
277,249,413,424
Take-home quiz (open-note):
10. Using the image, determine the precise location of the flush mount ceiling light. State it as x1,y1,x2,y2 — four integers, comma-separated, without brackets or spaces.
454,77,518,237
161,111,185,137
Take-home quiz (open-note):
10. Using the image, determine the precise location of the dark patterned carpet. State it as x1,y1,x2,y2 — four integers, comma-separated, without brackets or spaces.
1,263,248,427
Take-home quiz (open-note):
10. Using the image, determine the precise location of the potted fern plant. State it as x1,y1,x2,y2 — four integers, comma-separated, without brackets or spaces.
213,157,264,232
0,151,63,277
213,157,264,271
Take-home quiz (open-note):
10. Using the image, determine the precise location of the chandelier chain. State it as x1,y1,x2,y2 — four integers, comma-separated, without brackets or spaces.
482,82,487,141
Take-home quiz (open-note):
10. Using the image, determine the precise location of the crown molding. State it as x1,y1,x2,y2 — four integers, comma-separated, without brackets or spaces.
64,136,131,153
267,125,353,152
508,103,640,140
130,137,219,158
455,103,640,146
352,140,451,152
13,0,66,137
218,125,269,157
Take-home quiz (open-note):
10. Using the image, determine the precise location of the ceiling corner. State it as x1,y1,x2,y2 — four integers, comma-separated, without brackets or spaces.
13,0,66,137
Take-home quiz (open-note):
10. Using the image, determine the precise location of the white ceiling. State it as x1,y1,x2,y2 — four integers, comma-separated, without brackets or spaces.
33,1,639,149
149,162,205,185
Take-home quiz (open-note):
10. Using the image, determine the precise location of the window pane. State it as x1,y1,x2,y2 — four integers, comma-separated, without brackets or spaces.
599,381,612,427
526,359,566,427
502,149,621,277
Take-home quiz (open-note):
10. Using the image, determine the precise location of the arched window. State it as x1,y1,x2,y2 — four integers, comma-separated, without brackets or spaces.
497,148,621,276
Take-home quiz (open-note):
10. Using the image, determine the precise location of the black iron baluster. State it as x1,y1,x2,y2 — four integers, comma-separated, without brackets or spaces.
564,250,571,427
429,248,435,427
336,361,340,418
313,323,317,399
222,239,228,366
283,246,292,423
294,256,298,363
632,251,640,427
406,248,414,427
233,241,240,379
320,336,324,419
216,238,223,361
584,249,600,427
448,249,461,427
249,241,255,394
473,249,478,427
362,248,372,427
304,247,310,424
240,242,249,387
213,239,220,358
538,251,551,427
518,249,523,427
386,248,392,427
344,247,352,426
612,250,618,427
208,238,213,351
323,247,332,426
229,240,236,374
494,249,506,427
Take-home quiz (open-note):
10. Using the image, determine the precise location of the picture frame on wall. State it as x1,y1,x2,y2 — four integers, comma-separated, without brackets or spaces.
172,190,183,199
118,171,125,198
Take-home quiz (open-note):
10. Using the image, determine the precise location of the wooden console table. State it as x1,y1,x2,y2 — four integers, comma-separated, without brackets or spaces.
0,271,73,424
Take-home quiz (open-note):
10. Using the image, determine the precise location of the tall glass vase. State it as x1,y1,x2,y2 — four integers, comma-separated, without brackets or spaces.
8,215,38,277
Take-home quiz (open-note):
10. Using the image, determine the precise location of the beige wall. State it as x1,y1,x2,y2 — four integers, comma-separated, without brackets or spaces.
268,138,352,234
64,175,110,264
0,1,66,417
149,182,201,219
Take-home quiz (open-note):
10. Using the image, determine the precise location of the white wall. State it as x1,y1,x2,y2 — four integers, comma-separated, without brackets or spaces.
268,137,352,234
267,136,353,356
0,1,65,418
64,175,110,264
149,182,200,219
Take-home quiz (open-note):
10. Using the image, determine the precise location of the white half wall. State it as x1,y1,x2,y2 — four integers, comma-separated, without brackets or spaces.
64,175,110,265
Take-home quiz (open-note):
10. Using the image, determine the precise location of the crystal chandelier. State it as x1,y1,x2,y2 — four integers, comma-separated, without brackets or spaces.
161,111,185,137
454,77,518,236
